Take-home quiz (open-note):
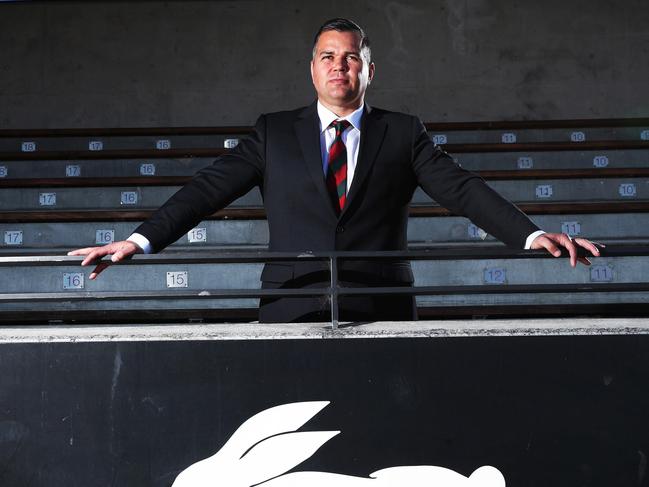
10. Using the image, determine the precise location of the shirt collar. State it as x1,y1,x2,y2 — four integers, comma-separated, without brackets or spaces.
316,101,364,133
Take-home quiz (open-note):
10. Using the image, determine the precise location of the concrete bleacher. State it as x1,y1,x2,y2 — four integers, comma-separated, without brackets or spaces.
1,118,648,323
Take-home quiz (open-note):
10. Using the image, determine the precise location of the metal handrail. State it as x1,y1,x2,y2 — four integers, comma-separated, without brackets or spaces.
0,245,647,328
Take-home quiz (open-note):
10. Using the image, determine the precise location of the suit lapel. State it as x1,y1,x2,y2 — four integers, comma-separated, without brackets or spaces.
341,104,386,218
294,103,337,215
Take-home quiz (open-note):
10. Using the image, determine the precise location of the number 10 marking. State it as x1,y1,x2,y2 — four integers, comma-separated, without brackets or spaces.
619,183,637,197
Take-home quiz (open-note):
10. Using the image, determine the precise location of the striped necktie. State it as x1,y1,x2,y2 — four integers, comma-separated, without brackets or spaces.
326,119,351,214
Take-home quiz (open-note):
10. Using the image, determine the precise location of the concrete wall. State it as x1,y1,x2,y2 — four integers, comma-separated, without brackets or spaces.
1,0,648,128
1,330,649,487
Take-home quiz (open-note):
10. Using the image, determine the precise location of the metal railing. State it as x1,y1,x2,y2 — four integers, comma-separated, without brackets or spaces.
1,245,648,328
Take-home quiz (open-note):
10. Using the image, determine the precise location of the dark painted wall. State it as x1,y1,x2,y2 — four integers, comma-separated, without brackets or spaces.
1,336,648,486
1,0,648,128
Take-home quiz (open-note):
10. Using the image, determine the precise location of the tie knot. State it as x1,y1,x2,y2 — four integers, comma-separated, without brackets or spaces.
331,119,351,134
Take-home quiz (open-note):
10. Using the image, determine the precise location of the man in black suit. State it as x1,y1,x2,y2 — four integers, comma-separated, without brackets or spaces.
69,18,600,322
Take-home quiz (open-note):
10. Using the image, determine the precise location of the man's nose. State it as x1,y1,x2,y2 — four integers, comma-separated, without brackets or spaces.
333,56,348,71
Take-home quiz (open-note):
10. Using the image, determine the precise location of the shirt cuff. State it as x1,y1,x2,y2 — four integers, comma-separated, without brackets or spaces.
127,233,152,254
524,230,546,249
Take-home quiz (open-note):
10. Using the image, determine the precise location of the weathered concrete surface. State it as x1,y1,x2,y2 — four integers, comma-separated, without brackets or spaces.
1,0,648,128
1,318,648,343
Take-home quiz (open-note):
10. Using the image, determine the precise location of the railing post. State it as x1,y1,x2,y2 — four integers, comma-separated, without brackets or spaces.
330,254,339,330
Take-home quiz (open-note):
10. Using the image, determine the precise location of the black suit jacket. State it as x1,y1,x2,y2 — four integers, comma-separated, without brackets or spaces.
135,103,539,322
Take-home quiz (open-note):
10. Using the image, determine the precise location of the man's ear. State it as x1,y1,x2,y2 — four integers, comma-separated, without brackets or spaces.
368,62,375,84
310,59,315,83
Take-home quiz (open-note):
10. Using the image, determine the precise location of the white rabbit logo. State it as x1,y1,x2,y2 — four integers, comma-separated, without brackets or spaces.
172,401,505,487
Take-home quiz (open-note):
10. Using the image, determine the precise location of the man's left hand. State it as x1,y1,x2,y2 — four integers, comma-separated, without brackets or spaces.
530,233,603,267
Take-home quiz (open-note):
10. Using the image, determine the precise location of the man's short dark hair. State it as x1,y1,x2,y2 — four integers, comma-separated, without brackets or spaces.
312,18,371,63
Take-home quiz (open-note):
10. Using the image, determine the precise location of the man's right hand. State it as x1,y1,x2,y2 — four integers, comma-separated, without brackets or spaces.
67,240,142,280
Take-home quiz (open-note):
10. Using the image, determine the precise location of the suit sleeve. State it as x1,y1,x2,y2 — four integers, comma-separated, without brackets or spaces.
133,115,266,252
410,117,539,248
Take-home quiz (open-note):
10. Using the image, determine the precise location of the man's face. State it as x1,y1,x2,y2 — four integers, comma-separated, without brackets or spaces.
310,30,375,114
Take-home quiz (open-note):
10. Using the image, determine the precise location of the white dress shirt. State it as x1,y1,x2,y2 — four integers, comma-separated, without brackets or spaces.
128,103,544,252
317,101,363,189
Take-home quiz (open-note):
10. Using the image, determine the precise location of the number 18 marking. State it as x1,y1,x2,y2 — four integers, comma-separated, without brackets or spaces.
570,131,586,142
501,133,517,143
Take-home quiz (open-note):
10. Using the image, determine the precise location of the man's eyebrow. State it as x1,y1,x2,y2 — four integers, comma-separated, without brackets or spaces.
318,49,361,56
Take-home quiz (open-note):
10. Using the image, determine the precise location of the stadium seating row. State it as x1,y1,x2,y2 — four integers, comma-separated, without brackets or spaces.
1,118,647,151
1,150,648,185
1,213,646,253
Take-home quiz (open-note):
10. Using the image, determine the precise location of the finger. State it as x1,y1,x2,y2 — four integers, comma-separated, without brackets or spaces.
81,247,114,266
89,262,110,280
67,247,97,256
562,236,578,267
81,249,104,266
111,244,138,262
577,256,591,266
539,238,561,258
574,238,602,257
112,249,128,262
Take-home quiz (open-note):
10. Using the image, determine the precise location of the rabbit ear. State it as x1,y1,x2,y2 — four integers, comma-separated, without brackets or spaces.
239,430,340,485
468,466,506,487
215,401,330,460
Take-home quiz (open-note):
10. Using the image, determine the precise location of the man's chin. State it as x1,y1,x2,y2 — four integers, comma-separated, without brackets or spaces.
326,89,356,102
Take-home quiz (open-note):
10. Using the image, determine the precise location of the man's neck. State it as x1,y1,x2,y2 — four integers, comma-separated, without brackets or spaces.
317,99,364,118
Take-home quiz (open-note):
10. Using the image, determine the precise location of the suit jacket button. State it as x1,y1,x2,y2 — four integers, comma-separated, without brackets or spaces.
336,226,345,233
